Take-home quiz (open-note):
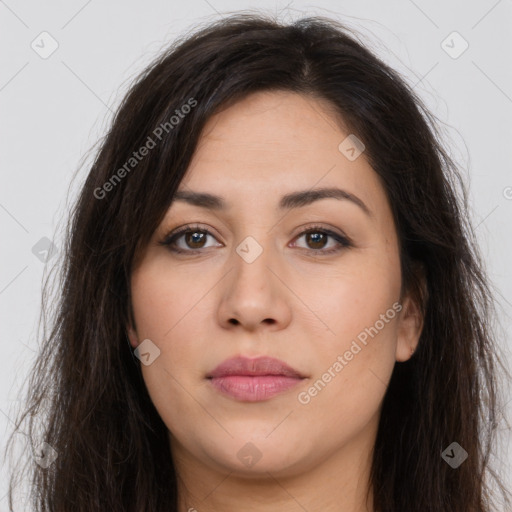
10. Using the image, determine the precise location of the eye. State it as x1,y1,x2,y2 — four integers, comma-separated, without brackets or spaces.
157,224,222,254
291,225,351,255
158,224,351,255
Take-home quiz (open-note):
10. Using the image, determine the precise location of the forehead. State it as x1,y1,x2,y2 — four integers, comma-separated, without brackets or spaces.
192,90,349,157
177,91,385,214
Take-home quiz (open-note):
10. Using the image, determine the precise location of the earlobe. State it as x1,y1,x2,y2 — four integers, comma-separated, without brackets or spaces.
395,294,424,362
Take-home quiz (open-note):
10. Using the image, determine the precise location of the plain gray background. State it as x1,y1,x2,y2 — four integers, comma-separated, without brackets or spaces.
1,0,511,509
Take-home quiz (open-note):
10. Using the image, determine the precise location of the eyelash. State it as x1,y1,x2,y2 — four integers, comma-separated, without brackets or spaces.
158,223,352,256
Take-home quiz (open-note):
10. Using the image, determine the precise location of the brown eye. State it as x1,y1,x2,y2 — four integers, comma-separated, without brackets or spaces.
183,230,208,249
159,224,351,256
158,225,222,253
304,232,328,250
292,227,351,255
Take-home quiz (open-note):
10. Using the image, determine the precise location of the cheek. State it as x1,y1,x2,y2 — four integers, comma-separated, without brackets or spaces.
293,248,401,422
293,243,402,353
130,258,209,341
130,261,211,430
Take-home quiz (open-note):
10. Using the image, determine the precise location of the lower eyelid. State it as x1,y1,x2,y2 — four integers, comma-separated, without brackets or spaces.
171,231,221,251
160,226,351,254
292,232,350,252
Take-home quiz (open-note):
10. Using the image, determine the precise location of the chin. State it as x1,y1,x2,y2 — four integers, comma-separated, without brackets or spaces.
194,433,316,478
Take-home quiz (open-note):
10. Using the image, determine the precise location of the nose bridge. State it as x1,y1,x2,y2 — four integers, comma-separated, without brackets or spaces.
231,231,274,292
230,206,274,267
216,227,292,330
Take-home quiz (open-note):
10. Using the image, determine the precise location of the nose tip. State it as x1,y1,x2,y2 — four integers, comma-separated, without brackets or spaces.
217,251,292,332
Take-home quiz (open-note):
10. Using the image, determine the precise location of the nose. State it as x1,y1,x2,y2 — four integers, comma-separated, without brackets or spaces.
216,240,292,332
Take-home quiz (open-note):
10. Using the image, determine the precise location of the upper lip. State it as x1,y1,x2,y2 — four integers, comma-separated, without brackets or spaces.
207,356,305,379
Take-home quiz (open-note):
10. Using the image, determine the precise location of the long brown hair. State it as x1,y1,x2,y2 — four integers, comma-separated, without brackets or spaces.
5,12,511,511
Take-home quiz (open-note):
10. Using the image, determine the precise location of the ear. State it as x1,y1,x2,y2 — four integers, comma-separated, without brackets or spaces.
127,324,140,349
395,292,424,362
396,262,428,362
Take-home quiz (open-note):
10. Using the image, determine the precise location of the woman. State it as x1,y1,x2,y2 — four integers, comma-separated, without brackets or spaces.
6,12,510,512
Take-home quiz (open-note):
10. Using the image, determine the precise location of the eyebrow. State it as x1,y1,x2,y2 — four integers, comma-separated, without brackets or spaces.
172,187,372,217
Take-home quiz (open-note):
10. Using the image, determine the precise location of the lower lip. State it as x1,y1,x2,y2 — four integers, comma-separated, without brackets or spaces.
208,375,303,402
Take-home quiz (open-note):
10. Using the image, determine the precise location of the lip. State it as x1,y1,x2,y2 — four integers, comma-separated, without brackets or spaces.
207,356,306,402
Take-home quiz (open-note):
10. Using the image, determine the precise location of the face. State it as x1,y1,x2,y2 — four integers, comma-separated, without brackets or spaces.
128,91,422,479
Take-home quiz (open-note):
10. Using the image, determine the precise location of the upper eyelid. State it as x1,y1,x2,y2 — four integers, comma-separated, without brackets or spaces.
162,223,345,240
161,224,221,243
159,224,351,250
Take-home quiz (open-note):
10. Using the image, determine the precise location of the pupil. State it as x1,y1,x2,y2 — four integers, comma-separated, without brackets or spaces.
308,232,326,249
187,231,205,248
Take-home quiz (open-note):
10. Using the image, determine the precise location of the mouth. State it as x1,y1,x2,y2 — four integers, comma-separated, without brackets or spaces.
206,356,306,402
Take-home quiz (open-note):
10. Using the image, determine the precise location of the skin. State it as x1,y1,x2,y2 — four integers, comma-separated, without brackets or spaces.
128,90,424,512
